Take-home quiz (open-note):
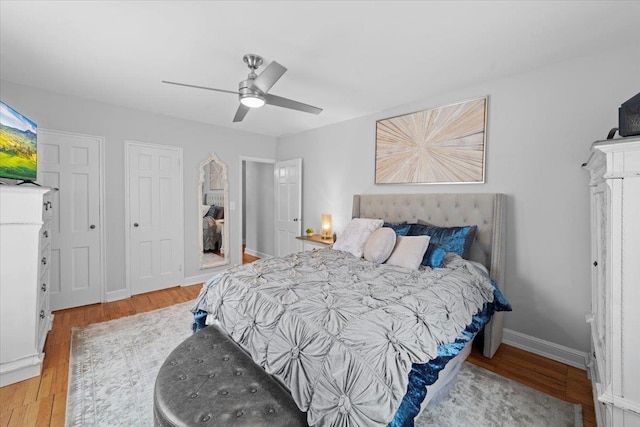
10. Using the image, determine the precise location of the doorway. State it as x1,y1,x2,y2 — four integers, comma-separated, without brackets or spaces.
239,157,275,263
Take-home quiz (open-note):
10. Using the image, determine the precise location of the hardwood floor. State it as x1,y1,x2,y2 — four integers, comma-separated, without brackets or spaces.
1,279,595,426
242,244,260,264
0,284,201,427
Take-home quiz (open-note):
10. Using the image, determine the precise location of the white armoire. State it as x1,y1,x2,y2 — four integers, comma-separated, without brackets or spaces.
584,136,640,426
0,186,54,386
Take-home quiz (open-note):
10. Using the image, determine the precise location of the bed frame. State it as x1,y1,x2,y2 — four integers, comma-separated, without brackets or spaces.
352,193,506,358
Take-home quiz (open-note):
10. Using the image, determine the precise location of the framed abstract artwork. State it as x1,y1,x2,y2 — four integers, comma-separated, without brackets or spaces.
375,96,488,184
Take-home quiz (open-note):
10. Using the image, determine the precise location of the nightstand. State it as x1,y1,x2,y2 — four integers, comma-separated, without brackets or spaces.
295,234,334,252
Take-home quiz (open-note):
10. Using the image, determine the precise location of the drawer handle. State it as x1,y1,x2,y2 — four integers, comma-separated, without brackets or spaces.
593,261,598,267
41,257,47,265
43,230,48,238
42,283,47,292
40,310,45,319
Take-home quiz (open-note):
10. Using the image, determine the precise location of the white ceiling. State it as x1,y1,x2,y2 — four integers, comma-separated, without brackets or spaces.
1,1,638,137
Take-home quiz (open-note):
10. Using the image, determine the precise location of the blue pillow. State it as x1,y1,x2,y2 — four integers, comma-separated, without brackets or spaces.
383,222,411,236
204,205,217,218
408,223,477,268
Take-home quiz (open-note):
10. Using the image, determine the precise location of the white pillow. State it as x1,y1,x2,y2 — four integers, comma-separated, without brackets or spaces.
333,218,384,258
386,235,431,270
364,227,396,264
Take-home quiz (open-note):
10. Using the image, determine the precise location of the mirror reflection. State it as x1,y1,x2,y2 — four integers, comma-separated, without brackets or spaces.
199,152,229,269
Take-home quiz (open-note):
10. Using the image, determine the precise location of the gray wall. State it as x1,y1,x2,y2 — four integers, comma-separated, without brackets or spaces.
276,45,640,353
0,80,276,298
244,161,275,257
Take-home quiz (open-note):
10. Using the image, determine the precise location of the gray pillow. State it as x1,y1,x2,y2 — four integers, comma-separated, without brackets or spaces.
364,227,396,264
385,235,431,270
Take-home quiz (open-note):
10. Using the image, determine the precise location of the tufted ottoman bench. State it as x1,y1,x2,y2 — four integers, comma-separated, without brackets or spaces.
154,325,308,427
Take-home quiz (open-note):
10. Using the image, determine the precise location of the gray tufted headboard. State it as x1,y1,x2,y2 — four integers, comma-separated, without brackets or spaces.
352,193,506,358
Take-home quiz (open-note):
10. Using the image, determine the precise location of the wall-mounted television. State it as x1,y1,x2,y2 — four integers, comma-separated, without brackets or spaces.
0,101,37,181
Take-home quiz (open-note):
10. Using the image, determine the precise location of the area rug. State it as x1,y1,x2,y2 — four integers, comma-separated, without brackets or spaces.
66,302,582,427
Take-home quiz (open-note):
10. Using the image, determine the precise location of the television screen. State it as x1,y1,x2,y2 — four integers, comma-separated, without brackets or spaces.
0,101,37,181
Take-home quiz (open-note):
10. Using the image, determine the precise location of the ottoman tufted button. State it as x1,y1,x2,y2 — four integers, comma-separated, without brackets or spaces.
208,373,215,378
191,393,198,398
223,355,230,361
236,410,243,417
220,390,228,395
268,408,276,414
235,371,242,376
179,375,186,380
250,388,257,393
201,414,211,422
197,359,204,364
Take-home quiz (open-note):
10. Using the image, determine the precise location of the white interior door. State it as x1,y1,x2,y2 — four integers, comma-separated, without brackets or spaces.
275,158,302,256
37,130,103,310
126,141,183,295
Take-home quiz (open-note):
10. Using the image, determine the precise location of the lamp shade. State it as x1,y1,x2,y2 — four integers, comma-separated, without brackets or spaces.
321,213,332,239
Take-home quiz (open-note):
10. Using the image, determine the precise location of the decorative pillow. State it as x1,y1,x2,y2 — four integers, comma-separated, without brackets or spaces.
383,221,411,236
364,228,397,264
204,205,217,218
468,238,487,267
333,218,384,258
385,236,431,270
213,206,224,220
409,222,477,268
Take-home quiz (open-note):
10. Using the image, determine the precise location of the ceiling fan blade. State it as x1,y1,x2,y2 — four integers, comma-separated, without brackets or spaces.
162,80,239,95
233,104,250,122
252,61,287,94
264,94,323,115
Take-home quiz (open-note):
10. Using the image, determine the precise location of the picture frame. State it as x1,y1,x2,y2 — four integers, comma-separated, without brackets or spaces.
375,96,488,184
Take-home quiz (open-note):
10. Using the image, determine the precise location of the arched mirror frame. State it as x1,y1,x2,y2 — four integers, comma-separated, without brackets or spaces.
198,152,229,269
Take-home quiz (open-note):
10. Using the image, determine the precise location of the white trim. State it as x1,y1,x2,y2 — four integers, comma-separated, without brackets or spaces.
238,156,276,264
243,248,272,259
124,140,185,297
39,128,107,304
502,328,588,370
0,353,43,387
182,273,217,287
104,288,130,302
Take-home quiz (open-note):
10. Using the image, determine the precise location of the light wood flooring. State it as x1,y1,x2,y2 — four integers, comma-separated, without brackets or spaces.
0,252,595,426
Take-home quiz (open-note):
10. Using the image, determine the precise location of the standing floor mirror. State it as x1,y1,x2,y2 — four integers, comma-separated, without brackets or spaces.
199,152,229,269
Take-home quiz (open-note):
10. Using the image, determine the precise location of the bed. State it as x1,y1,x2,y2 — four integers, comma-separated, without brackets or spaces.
202,193,225,252
192,193,509,426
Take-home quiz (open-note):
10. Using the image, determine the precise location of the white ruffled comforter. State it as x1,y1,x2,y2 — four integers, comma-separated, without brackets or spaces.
196,248,496,426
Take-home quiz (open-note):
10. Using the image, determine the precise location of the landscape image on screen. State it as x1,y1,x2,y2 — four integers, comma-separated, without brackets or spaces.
0,101,37,181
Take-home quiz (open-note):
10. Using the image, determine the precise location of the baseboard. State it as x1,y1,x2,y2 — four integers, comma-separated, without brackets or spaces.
502,328,588,370
182,273,215,287
243,248,272,259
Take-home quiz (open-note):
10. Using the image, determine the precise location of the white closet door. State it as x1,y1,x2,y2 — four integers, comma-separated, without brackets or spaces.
126,141,183,295
38,130,103,310
274,158,302,256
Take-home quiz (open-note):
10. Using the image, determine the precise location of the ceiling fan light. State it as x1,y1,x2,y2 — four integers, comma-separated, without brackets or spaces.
240,94,265,108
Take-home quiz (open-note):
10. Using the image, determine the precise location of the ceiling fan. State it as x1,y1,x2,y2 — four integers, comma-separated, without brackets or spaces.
162,54,323,122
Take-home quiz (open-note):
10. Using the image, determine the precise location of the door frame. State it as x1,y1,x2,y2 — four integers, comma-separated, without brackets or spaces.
238,156,276,263
39,128,107,304
124,140,184,297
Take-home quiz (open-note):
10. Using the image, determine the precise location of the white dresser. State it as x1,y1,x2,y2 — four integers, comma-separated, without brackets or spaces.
584,136,640,426
0,186,55,387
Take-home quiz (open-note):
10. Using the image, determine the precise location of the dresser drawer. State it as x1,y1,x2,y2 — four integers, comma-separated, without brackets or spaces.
42,195,54,222
36,295,49,352
39,222,52,251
